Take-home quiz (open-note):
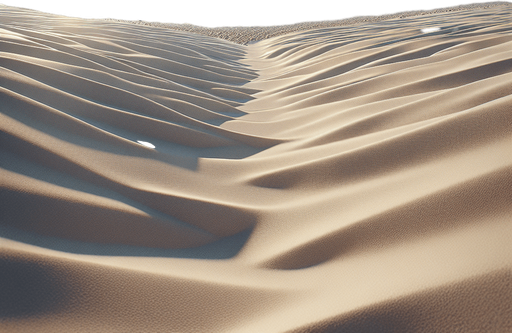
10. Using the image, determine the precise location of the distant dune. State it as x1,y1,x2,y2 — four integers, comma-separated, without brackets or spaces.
1,3,511,332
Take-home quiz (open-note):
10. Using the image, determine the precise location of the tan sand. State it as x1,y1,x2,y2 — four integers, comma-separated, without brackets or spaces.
1,3,511,332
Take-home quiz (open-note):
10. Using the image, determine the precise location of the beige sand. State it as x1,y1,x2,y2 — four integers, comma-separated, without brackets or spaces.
1,3,511,332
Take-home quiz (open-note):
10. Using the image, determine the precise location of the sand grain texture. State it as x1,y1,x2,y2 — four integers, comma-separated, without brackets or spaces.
1,3,511,332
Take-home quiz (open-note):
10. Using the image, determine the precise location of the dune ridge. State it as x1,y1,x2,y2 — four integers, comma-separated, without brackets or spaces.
1,4,511,332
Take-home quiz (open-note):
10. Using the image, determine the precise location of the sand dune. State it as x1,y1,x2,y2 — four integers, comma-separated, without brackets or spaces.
1,3,511,332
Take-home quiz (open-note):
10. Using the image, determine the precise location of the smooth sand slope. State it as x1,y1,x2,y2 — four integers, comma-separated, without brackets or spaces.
1,3,511,332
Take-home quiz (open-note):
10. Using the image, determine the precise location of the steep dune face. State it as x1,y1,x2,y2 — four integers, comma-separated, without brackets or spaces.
1,4,511,333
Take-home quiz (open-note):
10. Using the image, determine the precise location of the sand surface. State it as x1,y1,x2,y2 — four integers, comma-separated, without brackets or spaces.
1,3,511,332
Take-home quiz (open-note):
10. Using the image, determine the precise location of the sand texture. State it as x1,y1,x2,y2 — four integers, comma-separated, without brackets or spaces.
1,3,512,332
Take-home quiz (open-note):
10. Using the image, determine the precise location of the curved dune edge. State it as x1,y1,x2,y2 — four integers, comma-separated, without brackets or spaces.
1,4,511,333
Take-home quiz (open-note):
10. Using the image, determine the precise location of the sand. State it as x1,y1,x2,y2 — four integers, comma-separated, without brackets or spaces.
1,3,511,332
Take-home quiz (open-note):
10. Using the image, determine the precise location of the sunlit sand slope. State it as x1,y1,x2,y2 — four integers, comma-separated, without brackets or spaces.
1,4,511,333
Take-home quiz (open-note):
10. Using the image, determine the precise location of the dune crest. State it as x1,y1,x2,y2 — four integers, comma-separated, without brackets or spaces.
1,3,511,332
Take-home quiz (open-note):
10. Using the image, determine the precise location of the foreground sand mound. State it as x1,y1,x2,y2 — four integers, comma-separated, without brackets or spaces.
1,3,511,332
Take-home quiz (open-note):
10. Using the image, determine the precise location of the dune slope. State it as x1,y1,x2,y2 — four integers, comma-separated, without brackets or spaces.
1,3,511,333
